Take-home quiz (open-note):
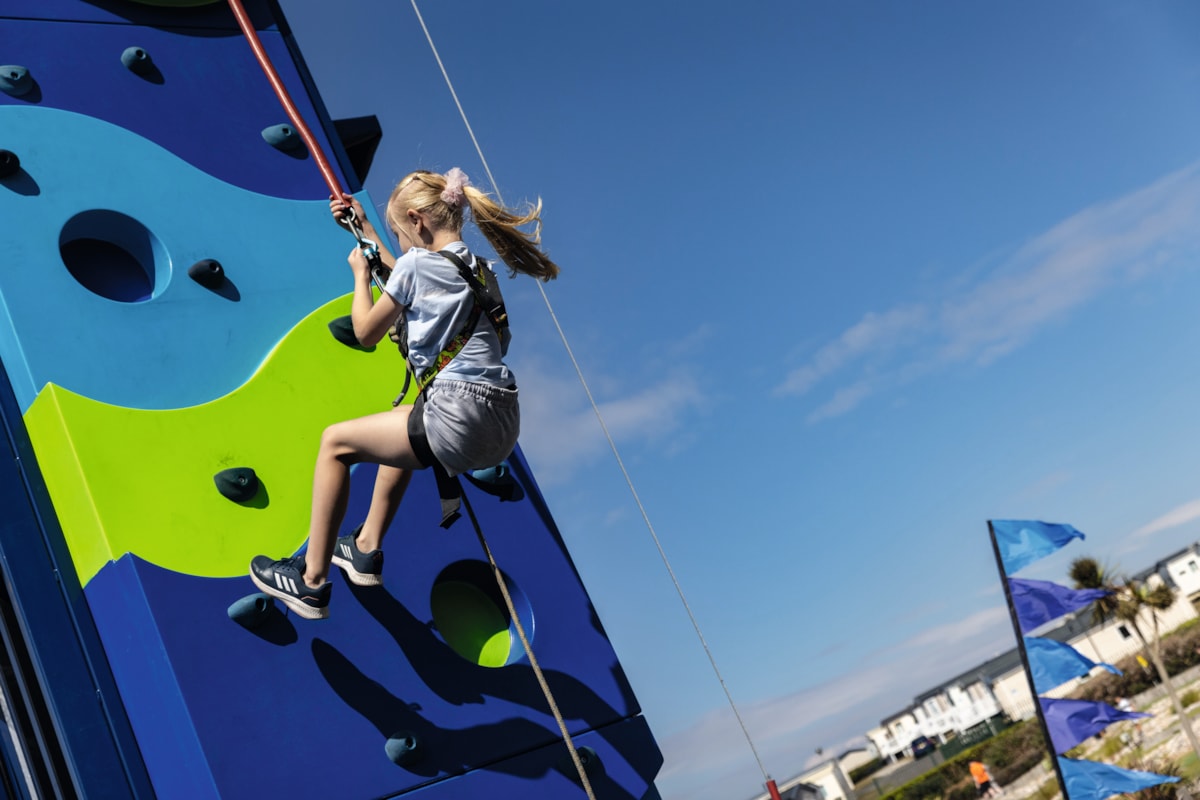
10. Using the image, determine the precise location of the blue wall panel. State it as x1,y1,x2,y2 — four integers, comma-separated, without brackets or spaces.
0,1,661,797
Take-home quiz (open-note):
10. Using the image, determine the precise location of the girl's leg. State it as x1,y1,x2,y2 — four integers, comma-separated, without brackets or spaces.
304,404,422,587
357,466,413,552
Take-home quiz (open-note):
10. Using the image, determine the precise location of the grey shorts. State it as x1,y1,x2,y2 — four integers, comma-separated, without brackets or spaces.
422,379,520,476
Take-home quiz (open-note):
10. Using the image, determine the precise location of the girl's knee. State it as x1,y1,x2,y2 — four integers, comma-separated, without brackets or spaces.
319,423,358,461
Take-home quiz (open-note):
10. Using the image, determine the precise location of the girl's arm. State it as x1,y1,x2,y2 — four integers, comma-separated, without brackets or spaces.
347,248,402,346
331,194,396,268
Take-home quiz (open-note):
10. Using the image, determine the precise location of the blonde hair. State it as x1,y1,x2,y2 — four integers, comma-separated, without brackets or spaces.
386,170,560,281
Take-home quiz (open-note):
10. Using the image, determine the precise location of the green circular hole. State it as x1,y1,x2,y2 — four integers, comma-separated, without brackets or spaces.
431,581,510,667
429,561,532,668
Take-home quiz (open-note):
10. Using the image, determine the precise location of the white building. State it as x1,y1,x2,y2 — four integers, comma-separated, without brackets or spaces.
1154,543,1200,610
869,561,1199,762
749,758,857,800
867,655,1012,763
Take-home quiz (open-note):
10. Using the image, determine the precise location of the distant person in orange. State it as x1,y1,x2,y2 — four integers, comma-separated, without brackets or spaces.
970,761,1001,798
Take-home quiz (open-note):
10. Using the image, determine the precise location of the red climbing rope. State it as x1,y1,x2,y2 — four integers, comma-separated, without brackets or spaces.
225,0,345,199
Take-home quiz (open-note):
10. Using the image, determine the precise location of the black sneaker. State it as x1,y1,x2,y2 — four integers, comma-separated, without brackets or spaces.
330,525,384,586
249,555,331,620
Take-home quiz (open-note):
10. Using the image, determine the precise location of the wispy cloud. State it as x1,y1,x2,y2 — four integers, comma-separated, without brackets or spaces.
1131,498,1200,541
511,356,703,483
777,162,1200,420
656,606,1012,800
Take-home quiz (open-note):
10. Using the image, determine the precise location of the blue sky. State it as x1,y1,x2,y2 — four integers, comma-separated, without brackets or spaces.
285,3,1200,798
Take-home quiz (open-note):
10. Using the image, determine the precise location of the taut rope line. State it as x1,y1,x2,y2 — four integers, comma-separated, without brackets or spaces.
407,0,778,791
459,490,597,799
226,0,345,200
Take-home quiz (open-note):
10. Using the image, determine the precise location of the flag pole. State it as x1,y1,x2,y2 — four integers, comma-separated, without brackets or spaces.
987,520,1070,800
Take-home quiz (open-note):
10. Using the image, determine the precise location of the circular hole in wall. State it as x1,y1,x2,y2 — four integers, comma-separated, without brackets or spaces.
430,560,533,668
59,210,167,302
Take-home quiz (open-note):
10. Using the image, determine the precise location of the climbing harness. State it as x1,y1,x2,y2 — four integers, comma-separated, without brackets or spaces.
390,249,509,404
394,249,511,529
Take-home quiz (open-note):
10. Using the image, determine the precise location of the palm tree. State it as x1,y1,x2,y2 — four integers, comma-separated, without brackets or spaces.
1070,556,1200,762
1067,558,1119,663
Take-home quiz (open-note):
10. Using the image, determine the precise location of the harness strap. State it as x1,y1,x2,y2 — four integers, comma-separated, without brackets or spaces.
392,249,505,406
395,250,511,525
406,394,462,528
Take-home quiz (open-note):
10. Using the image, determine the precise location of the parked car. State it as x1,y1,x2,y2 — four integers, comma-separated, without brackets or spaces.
911,736,936,758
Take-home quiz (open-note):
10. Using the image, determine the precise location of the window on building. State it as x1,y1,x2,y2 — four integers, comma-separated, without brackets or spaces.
1118,625,1132,639
1189,559,1198,573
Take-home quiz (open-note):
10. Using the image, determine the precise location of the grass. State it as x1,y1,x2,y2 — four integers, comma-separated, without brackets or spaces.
1177,752,1200,783
1030,777,1061,800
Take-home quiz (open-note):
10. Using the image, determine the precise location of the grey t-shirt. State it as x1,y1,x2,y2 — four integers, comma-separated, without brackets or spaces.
383,242,513,387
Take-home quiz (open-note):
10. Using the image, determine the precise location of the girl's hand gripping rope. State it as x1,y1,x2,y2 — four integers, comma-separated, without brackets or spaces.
331,193,390,292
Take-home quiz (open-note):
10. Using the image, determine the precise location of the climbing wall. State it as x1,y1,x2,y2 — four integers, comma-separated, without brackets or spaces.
0,1,661,798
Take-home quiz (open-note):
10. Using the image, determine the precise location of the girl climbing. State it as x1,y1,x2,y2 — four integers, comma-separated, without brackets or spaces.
250,168,559,619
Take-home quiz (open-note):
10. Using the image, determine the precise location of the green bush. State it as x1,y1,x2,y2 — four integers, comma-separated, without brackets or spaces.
1127,756,1183,800
1070,620,1200,705
1182,689,1200,708
878,721,1045,800
851,758,886,783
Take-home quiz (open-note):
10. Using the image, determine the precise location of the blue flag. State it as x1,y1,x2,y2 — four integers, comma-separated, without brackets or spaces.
1040,697,1149,753
1010,578,1110,633
992,520,1085,575
1026,637,1120,694
1059,757,1178,800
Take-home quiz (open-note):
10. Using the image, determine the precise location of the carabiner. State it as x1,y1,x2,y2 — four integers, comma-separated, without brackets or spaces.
342,206,382,264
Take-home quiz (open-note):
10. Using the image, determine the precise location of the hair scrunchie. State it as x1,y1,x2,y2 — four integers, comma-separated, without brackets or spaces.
441,167,471,207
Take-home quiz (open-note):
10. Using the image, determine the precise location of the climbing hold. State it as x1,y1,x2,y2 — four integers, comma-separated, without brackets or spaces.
227,593,274,629
261,123,303,152
385,732,421,766
558,746,601,780
214,467,259,503
0,150,19,179
327,316,361,348
469,464,507,484
121,47,154,76
464,462,525,502
188,259,225,290
0,66,32,97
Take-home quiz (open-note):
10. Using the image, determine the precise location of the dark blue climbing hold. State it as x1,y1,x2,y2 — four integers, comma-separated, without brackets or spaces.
0,66,32,97
327,316,361,348
558,746,600,780
0,150,18,179
464,462,525,502
227,593,274,630
385,732,420,766
214,467,259,503
188,259,225,290
262,123,303,152
121,47,154,76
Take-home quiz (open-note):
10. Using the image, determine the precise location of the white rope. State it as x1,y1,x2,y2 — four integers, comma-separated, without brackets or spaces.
408,0,774,787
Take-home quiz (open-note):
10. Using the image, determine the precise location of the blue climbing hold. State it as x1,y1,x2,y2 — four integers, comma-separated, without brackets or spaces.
385,732,420,766
464,462,525,502
0,150,18,179
227,593,274,629
261,123,303,152
558,745,601,780
121,47,154,76
327,315,362,348
0,66,32,97
469,464,507,484
213,467,259,503
188,259,225,290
